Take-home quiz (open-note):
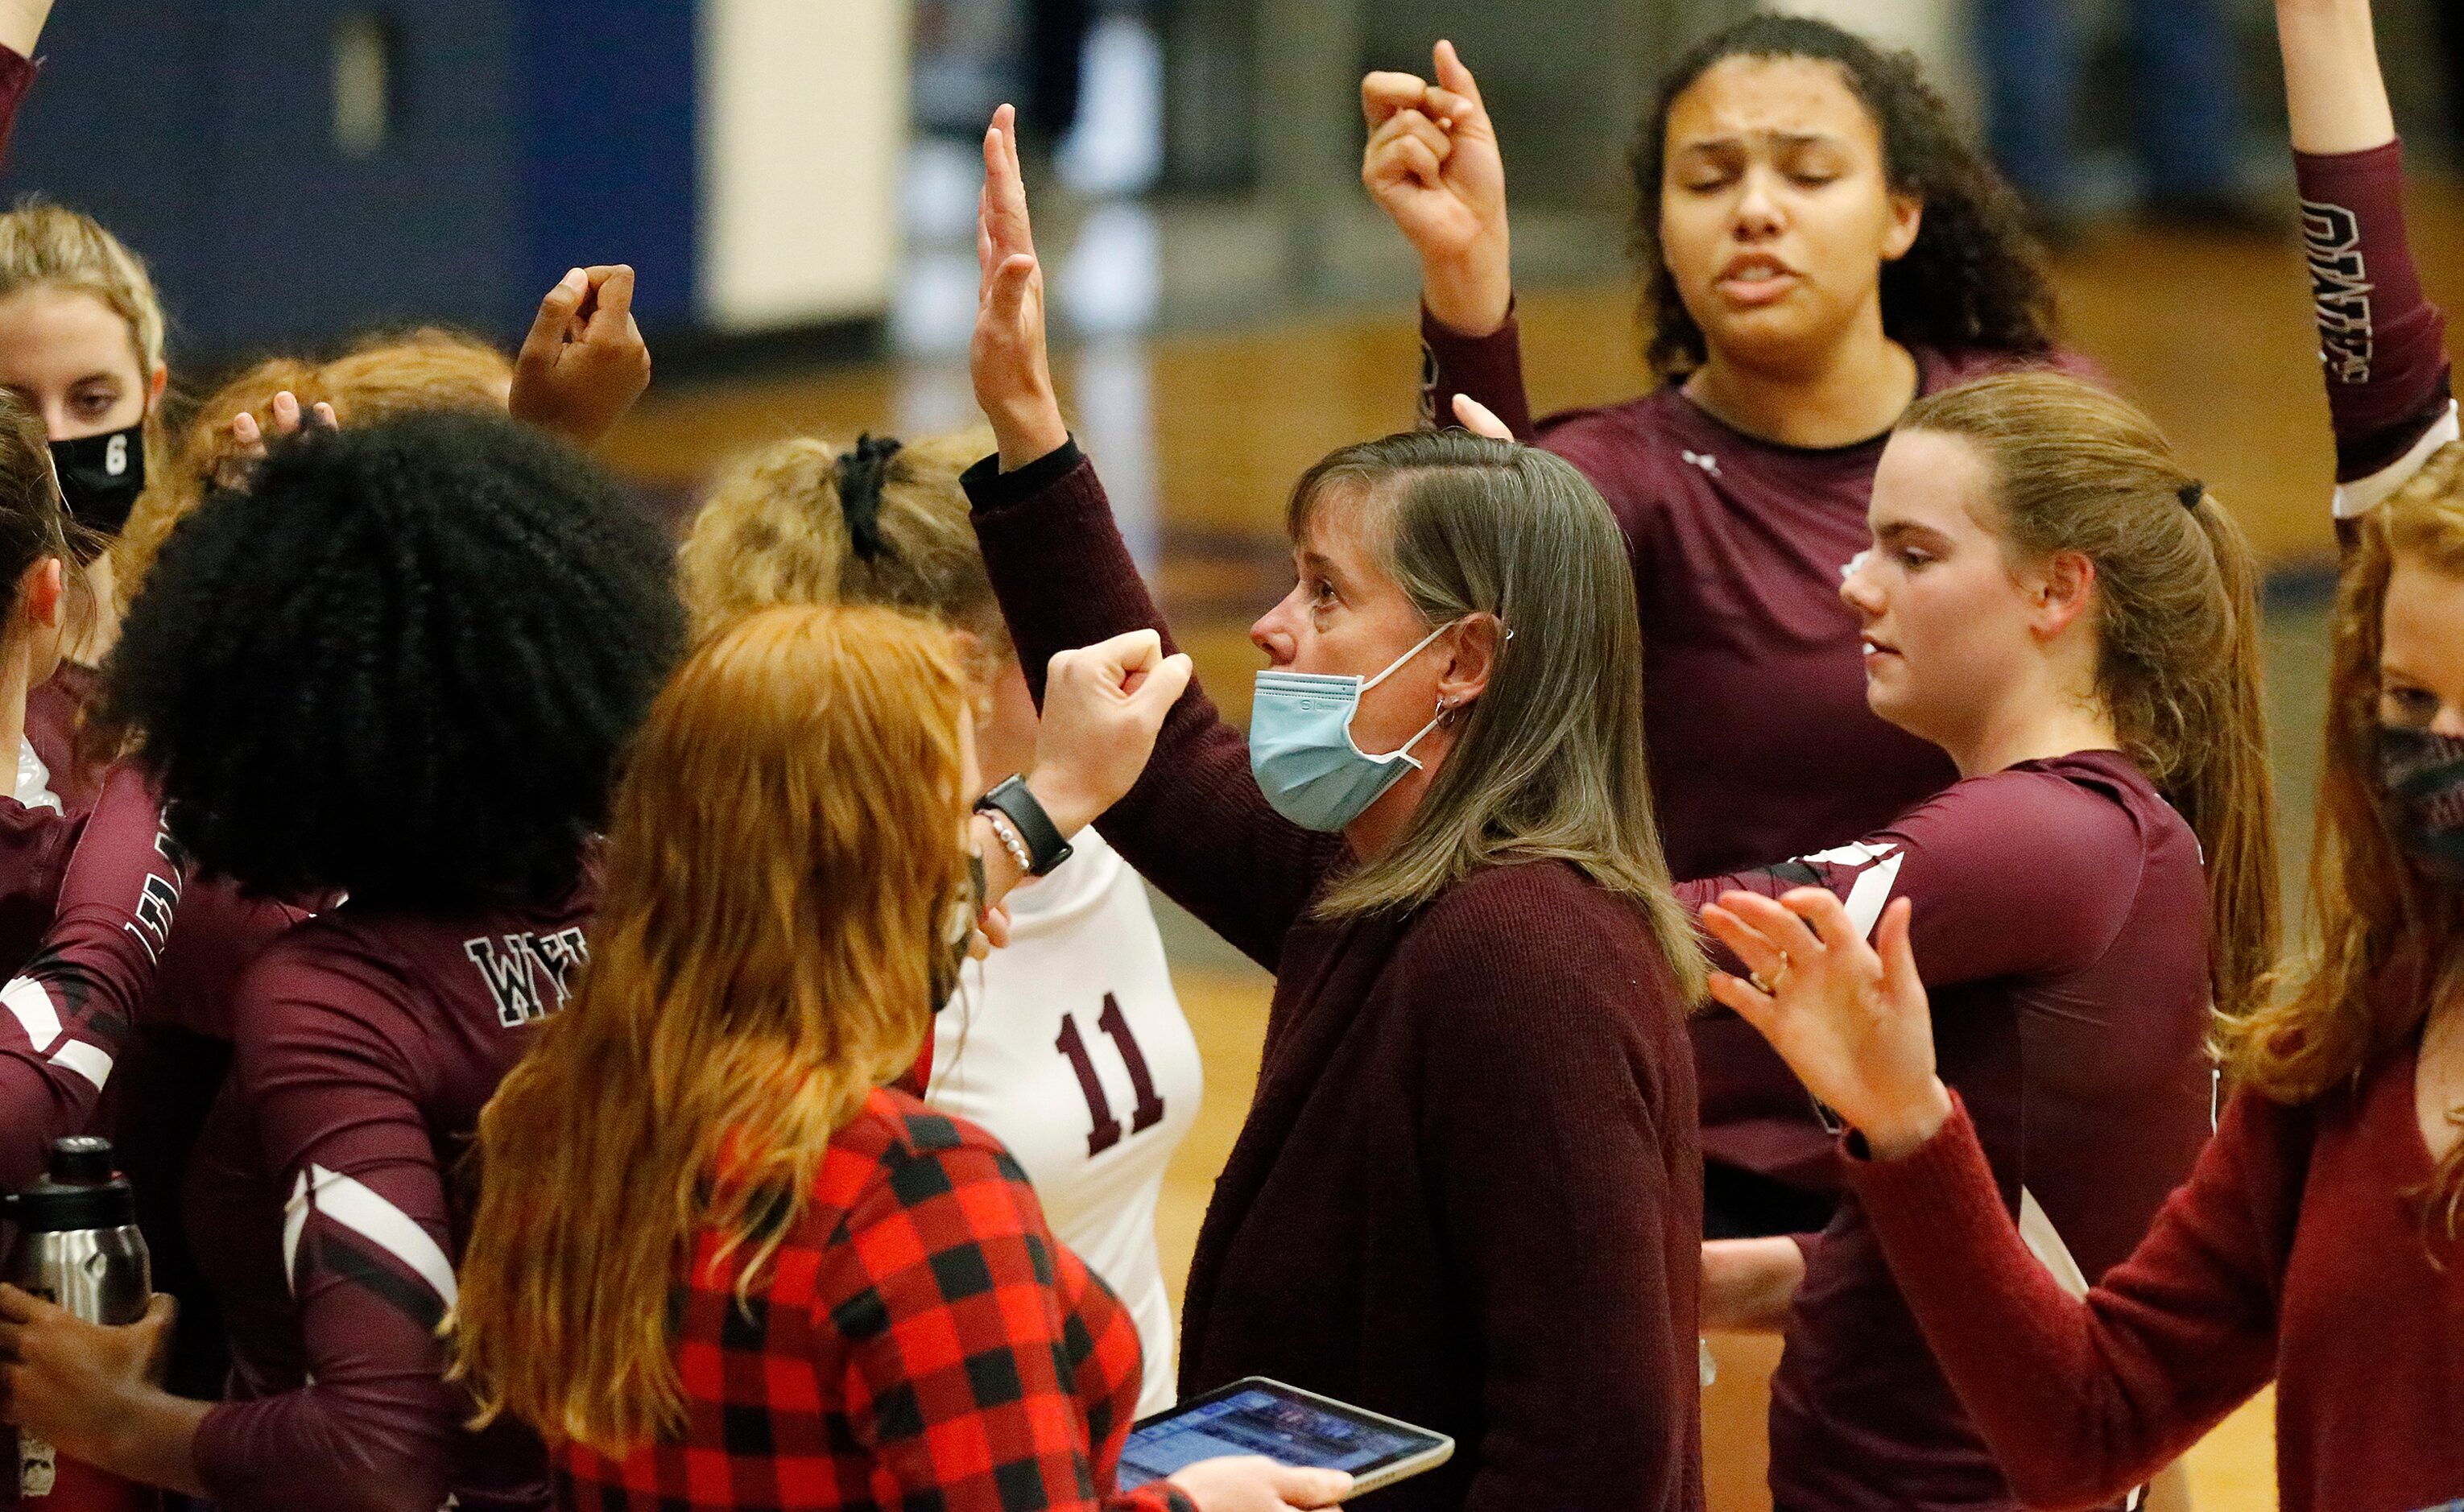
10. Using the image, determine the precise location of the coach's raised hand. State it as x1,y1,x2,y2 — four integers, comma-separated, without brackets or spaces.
509,264,652,450
973,104,1070,471
1701,890,1954,1161
1361,40,1510,337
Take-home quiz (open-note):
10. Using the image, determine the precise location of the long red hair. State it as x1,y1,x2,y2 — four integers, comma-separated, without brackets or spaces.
453,604,974,1450
2222,440,2464,1235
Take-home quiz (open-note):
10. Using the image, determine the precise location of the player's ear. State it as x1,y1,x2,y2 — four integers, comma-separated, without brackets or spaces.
2030,549,2096,638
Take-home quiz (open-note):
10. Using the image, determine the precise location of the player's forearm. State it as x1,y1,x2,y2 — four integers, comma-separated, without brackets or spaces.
1701,1235,1807,1332
0,0,51,59
2276,0,2394,155
1420,242,1512,341
93,1386,211,1499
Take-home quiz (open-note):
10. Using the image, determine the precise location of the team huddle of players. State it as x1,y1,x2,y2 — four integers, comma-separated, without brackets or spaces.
0,0,2457,1510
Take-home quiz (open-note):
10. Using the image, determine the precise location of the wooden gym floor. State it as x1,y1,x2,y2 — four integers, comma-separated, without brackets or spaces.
598,180,2464,1510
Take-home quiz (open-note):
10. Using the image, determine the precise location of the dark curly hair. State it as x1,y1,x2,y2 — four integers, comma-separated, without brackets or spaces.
105,411,684,909
1630,14,2057,378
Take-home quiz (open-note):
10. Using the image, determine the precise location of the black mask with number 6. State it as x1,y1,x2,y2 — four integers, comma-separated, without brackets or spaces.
50,419,147,536
930,849,987,1013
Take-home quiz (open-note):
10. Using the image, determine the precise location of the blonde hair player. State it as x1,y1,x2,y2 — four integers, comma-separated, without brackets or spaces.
679,430,1203,1415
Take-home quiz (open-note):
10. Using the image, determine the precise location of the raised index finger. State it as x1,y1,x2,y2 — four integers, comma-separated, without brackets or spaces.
982,105,1036,260
1362,70,1429,126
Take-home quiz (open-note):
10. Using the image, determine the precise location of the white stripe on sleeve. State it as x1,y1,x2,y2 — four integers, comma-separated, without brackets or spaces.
2,977,59,1052
283,1171,311,1296
46,1039,110,1091
302,1163,460,1308
1839,850,1908,940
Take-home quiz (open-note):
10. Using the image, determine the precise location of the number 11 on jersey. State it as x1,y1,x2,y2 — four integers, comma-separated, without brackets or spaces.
1056,994,1168,1157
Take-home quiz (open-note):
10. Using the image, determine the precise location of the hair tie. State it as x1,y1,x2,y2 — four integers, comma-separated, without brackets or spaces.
835,433,903,560
2177,480,2206,510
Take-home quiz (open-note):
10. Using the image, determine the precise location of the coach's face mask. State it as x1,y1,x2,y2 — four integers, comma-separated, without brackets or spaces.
49,419,147,536
1249,620,1458,832
2379,725,2464,882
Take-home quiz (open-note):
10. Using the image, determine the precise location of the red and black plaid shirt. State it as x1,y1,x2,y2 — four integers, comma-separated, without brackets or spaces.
557,1089,1195,1511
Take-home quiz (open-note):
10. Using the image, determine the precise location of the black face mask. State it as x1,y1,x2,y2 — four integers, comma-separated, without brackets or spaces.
2379,725,2464,882
929,850,988,1013
50,420,147,536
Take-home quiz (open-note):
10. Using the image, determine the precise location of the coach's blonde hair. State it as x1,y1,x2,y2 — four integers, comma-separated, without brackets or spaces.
676,431,1007,682
1901,372,2279,1023
1288,430,1705,1001
114,328,515,595
454,605,973,1451
2221,440,2464,1236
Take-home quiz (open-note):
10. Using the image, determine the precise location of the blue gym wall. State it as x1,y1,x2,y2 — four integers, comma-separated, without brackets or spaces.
6,0,697,361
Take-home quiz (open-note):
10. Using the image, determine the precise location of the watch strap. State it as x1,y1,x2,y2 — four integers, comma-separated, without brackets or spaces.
975,774,1073,877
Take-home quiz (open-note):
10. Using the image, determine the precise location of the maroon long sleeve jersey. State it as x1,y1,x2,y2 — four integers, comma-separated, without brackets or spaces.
184,883,594,1512
1822,130,2456,1512
0,765,188,1189
1724,131,2464,1512
1422,315,2086,1198
1680,750,2214,1512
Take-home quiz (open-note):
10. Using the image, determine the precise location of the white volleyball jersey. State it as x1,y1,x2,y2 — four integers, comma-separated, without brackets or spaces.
928,826,1201,1416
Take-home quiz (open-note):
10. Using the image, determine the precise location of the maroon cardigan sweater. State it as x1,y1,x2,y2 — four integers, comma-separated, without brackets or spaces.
1850,1072,2464,1512
965,442,1704,1512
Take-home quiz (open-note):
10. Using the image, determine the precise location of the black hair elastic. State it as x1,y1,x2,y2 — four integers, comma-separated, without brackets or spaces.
835,433,904,560
2178,481,2206,510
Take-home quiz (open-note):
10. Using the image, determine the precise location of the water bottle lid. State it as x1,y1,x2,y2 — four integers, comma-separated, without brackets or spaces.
3,1137,134,1232
49,1136,115,1186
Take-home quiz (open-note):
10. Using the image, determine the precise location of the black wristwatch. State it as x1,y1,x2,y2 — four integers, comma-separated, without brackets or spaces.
974,774,1074,877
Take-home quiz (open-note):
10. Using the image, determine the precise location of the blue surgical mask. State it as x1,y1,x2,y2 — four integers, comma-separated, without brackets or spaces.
1249,620,1458,832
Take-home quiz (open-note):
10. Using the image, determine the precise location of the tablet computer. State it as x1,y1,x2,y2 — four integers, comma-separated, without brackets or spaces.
1116,1377,1454,1499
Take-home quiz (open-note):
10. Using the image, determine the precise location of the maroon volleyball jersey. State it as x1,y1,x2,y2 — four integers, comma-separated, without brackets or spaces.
0,765,185,1188
24,663,102,814
1680,750,2213,1510
1424,319,2086,1196
186,884,593,1512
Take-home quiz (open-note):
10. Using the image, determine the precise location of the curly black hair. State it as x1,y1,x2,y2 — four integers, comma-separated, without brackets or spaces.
105,411,684,909
1629,14,2058,378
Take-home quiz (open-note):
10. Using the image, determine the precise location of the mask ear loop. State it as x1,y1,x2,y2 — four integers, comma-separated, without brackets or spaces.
1361,616,1508,757
1360,618,1462,693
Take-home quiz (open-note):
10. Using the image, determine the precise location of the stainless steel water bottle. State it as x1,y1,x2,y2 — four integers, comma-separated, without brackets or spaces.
2,1137,155,1510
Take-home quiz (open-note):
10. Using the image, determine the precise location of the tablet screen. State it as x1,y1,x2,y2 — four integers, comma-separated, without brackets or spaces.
1117,1382,1445,1489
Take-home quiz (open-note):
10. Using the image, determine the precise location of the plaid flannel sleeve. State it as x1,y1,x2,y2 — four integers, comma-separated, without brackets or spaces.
833,1131,1196,1512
